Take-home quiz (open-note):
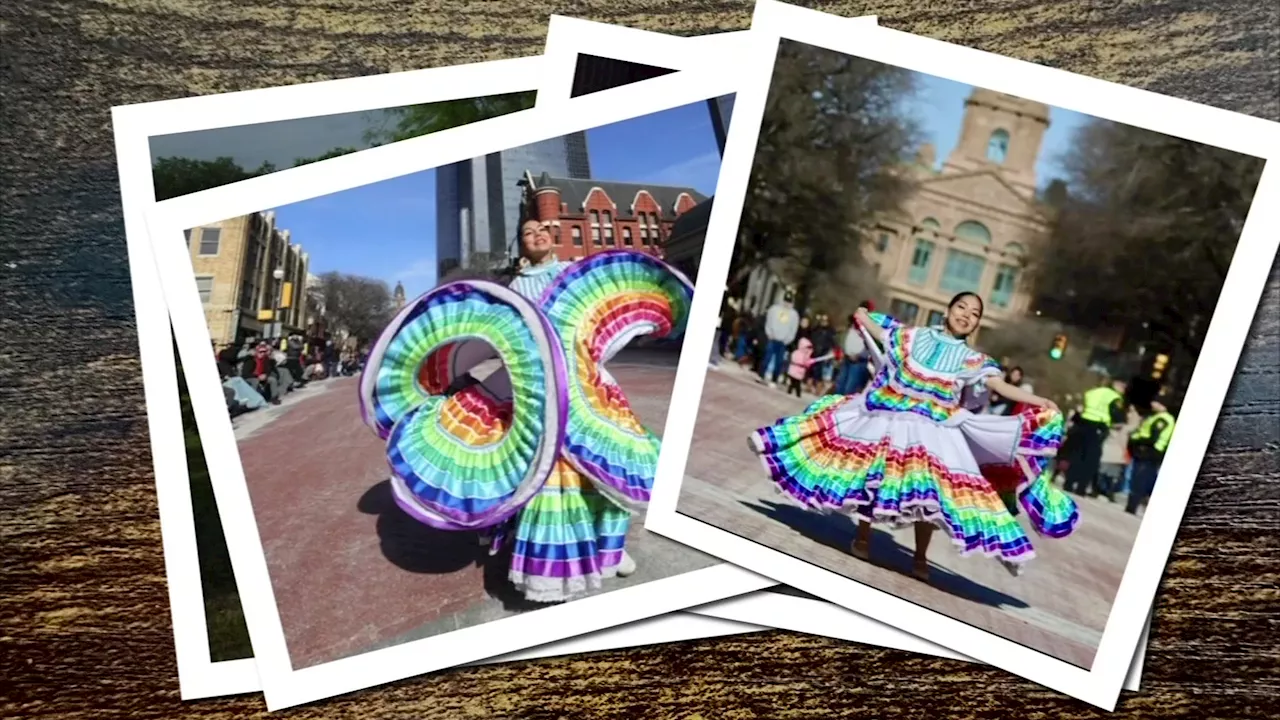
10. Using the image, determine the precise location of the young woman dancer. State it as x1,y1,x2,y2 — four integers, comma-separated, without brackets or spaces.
366,217,688,604
749,292,1077,582
500,219,637,602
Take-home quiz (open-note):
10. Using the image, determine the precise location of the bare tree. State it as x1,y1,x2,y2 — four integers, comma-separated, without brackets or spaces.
317,272,395,343
731,41,921,312
1030,118,1265,369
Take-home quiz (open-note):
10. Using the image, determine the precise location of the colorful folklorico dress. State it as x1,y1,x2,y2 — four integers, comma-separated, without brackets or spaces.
749,312,1079,574
359,250,692,602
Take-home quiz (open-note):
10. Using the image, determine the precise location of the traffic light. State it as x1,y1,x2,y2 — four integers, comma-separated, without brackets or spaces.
1151,353,1170,380
1049,334,1068,361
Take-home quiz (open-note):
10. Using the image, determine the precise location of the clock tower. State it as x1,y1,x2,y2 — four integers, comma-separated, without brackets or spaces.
941,88,1050,199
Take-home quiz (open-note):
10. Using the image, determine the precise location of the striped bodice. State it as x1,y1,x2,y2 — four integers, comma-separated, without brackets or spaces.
864,322,1001,422
509,259,572,301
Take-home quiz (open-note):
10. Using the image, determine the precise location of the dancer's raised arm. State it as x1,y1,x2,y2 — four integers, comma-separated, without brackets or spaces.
987,376,1059,413
854,307,886,345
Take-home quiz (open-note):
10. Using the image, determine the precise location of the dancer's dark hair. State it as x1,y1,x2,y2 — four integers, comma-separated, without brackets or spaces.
947,291,984,318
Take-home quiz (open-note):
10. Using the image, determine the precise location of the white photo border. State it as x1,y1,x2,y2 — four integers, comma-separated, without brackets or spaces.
113,54,760,703
144,68,774,711
643,2,1279,711
539,7,1154,693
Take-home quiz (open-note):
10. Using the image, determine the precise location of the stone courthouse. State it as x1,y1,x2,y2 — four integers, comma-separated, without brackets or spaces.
865,88,1056,338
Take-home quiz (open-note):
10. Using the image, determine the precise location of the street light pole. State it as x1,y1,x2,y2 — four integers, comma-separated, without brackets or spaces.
272,266,285,339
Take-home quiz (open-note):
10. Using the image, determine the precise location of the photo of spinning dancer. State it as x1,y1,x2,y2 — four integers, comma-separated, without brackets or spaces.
177,98,731,671
677,39,1265,669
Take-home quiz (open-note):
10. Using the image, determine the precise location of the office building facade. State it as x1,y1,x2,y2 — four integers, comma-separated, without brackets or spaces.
436,133,591,279
187,210,309,346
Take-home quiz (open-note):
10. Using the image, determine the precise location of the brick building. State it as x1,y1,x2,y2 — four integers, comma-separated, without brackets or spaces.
521,170,708,262
863,88,1055,339
186,210,310,347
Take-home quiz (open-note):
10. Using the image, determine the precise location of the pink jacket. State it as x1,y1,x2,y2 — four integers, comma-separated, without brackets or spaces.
787,338,816,380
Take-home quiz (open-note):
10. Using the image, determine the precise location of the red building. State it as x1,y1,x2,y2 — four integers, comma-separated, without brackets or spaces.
521,170,708,261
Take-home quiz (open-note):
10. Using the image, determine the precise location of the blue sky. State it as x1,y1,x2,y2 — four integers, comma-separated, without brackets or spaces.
271,100,723,300
905,73,1090,188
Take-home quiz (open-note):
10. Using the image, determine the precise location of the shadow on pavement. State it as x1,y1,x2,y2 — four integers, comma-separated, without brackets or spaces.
357,479,486,575
739,499,1029,611
358,479,560,612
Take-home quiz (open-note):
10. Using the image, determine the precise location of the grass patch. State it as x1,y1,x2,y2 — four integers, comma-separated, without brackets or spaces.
179,365,254,662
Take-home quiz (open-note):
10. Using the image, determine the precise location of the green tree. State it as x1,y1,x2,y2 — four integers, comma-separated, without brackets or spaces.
1030,119,1265,377
292,146,364,167
152,156,276,201
365,91,536,145
733,41,920,311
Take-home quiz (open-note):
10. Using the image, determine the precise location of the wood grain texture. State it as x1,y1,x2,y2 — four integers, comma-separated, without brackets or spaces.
1,1,1277,718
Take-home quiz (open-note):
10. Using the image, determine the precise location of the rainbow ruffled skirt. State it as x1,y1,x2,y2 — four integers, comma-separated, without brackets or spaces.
749,397,1077,572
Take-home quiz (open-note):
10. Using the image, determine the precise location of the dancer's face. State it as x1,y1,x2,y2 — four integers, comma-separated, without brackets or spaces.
945,294,982,337
521,220,553,263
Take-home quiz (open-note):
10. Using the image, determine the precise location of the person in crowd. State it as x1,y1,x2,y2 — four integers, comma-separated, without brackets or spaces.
221,359,267,417
271,340,296,392
1096,406,1141,501
834,301,875,395
1125,398,1177,515
241,340,281,405
989,366,1033,415
1063,376,1128,495
760,291,800,386
807,313,836,395
284,336,307,388
797,314,812,342
750,311,769,374
323,340,339,379
748,292,1069,583
711,299,730,368
731,312,753,364
784,337,832,398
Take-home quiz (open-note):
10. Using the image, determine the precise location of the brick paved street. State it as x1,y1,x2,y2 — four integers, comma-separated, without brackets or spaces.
678,361,1142,669
234,348,717,670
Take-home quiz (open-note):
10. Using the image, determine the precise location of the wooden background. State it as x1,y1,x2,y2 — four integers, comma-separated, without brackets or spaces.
2,1,1277,718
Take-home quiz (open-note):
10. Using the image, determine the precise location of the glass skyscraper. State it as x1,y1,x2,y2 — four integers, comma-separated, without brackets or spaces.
436,133,590,279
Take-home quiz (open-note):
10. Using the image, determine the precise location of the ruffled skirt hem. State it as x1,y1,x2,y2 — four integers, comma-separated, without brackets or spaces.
748,397,1059,568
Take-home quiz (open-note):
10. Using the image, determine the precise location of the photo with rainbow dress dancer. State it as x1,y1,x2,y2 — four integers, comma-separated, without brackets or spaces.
677,39,1263,669
183,97,733,670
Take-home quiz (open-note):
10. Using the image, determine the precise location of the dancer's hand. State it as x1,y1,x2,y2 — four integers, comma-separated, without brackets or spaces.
1036,397,1060,413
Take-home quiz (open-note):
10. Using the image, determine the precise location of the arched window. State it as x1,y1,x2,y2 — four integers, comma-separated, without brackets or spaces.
954,220,992,246
920,217,941,230
589,210,601,246
986,129,1010,163
1005,242,1025,256
603,210,614,245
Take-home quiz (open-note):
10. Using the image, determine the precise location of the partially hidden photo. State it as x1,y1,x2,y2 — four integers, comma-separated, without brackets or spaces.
147,73,772,709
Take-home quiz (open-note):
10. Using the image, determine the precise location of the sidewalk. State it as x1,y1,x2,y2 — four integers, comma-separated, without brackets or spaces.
235,360,716,669
676,369,1142,669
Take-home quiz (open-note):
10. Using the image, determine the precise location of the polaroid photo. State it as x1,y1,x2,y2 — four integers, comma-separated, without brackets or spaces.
645,1,1279,710
114,55,760,702
144,67,776,710
541,6,1152,694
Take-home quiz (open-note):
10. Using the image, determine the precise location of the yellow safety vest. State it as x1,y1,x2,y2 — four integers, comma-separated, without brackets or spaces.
1081,387,1122,424
1132,411,1175,453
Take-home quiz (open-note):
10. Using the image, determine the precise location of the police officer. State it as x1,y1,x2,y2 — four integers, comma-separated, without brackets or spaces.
1125,399,1176,515
1063,376,1127,495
